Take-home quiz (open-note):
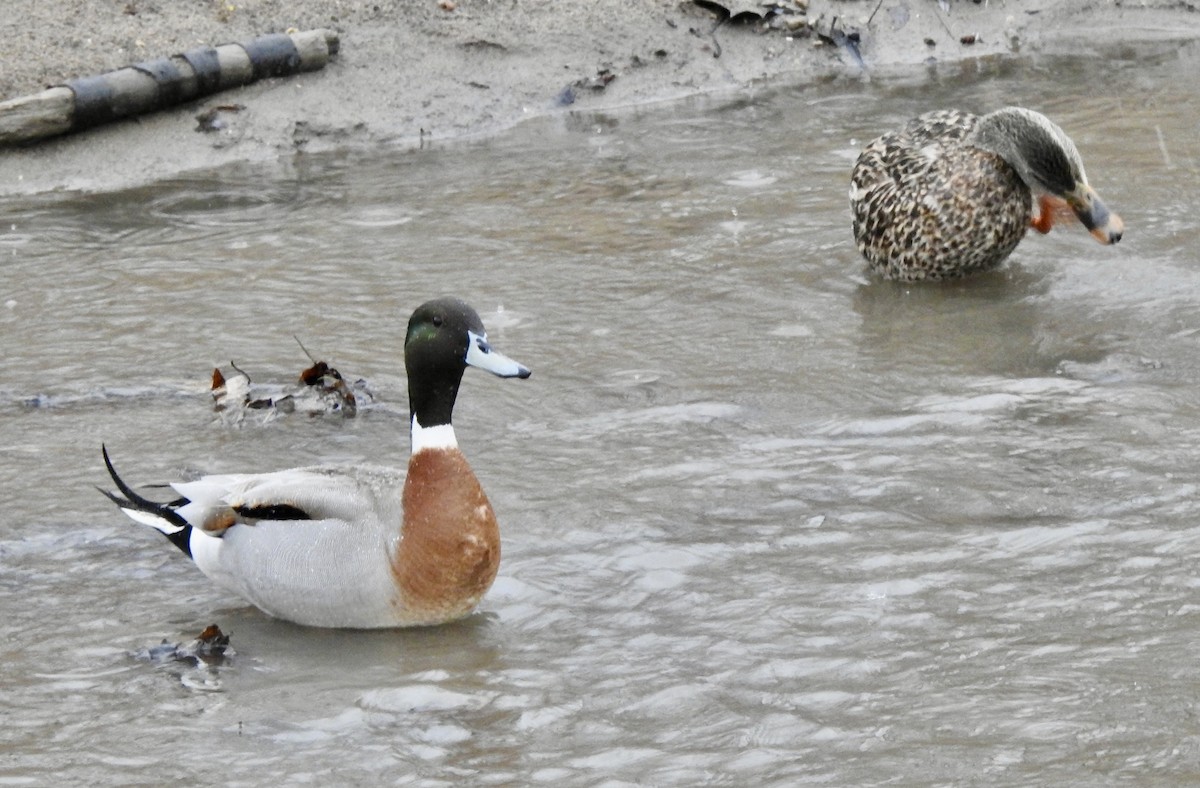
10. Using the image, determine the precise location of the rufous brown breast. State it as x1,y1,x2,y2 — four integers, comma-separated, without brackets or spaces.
392,447,501,622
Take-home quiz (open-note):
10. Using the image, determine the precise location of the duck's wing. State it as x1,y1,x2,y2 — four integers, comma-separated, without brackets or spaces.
176,470,385,530
854,110,977,194
101,447,401,551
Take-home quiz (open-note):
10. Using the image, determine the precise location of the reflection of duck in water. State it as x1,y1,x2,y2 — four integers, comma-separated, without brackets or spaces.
850,107,1124,281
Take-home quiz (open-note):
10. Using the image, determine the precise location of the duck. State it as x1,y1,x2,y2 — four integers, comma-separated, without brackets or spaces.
101,297,531,628
849,107,1124,281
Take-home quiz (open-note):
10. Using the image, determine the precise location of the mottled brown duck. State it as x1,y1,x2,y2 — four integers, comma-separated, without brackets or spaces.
850,107,1123,281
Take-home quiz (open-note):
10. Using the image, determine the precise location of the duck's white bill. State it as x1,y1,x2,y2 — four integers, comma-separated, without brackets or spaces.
466,330,531,379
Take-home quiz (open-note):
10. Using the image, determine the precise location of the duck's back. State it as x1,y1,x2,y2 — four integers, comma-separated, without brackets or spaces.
850,110,1031,281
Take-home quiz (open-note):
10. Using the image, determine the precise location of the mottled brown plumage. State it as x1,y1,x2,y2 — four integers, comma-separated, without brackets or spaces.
850,107,1123,281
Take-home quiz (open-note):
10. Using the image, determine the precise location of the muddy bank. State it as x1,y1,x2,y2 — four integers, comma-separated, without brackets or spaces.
0,0,1195,195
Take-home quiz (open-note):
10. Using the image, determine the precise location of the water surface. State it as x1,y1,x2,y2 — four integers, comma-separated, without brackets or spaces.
3,42,1200,785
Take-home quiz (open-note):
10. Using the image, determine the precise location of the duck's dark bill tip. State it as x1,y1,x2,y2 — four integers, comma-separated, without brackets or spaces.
1090,213,1124,246
481,358,530,379
466,337,530,379
497,364,531,380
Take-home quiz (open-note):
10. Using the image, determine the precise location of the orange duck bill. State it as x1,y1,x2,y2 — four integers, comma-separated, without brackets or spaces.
1034,184,1124,244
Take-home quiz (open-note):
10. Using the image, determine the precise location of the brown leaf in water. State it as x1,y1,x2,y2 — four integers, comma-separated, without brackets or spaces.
299,360,331,386
197,624,228,646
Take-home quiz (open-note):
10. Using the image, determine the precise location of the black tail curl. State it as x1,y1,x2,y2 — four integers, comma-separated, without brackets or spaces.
99,445,193,557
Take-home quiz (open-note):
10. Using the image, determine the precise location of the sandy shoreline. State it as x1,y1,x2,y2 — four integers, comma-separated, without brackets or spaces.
0,0,1196,196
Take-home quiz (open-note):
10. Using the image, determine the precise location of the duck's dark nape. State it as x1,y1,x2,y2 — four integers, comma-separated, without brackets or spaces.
99,445,193,557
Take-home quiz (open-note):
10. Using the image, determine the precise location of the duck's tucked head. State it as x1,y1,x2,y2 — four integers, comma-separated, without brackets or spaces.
405,297,530,438
971,107,1124,246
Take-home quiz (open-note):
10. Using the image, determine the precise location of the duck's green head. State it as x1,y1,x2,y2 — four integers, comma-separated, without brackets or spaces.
405,297,530,427
972,107,1124,246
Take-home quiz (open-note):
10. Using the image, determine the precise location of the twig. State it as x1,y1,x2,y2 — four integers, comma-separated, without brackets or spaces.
931,2,955,39
866,0,885,25
708,16,726,58
293,335,318,364
1154,124,1173,169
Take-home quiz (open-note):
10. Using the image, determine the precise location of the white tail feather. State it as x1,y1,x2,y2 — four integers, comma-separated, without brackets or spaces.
121,507,185,535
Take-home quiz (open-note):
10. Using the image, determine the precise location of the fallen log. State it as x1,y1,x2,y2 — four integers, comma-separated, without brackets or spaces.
0,28,339,146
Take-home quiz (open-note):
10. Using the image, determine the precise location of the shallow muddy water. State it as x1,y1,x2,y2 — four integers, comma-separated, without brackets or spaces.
3,42,1200,785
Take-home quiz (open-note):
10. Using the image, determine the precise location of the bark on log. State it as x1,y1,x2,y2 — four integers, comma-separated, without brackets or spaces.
0,28,339,146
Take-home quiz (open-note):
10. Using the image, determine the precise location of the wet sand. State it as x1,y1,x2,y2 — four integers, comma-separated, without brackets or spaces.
0,0,1196,195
